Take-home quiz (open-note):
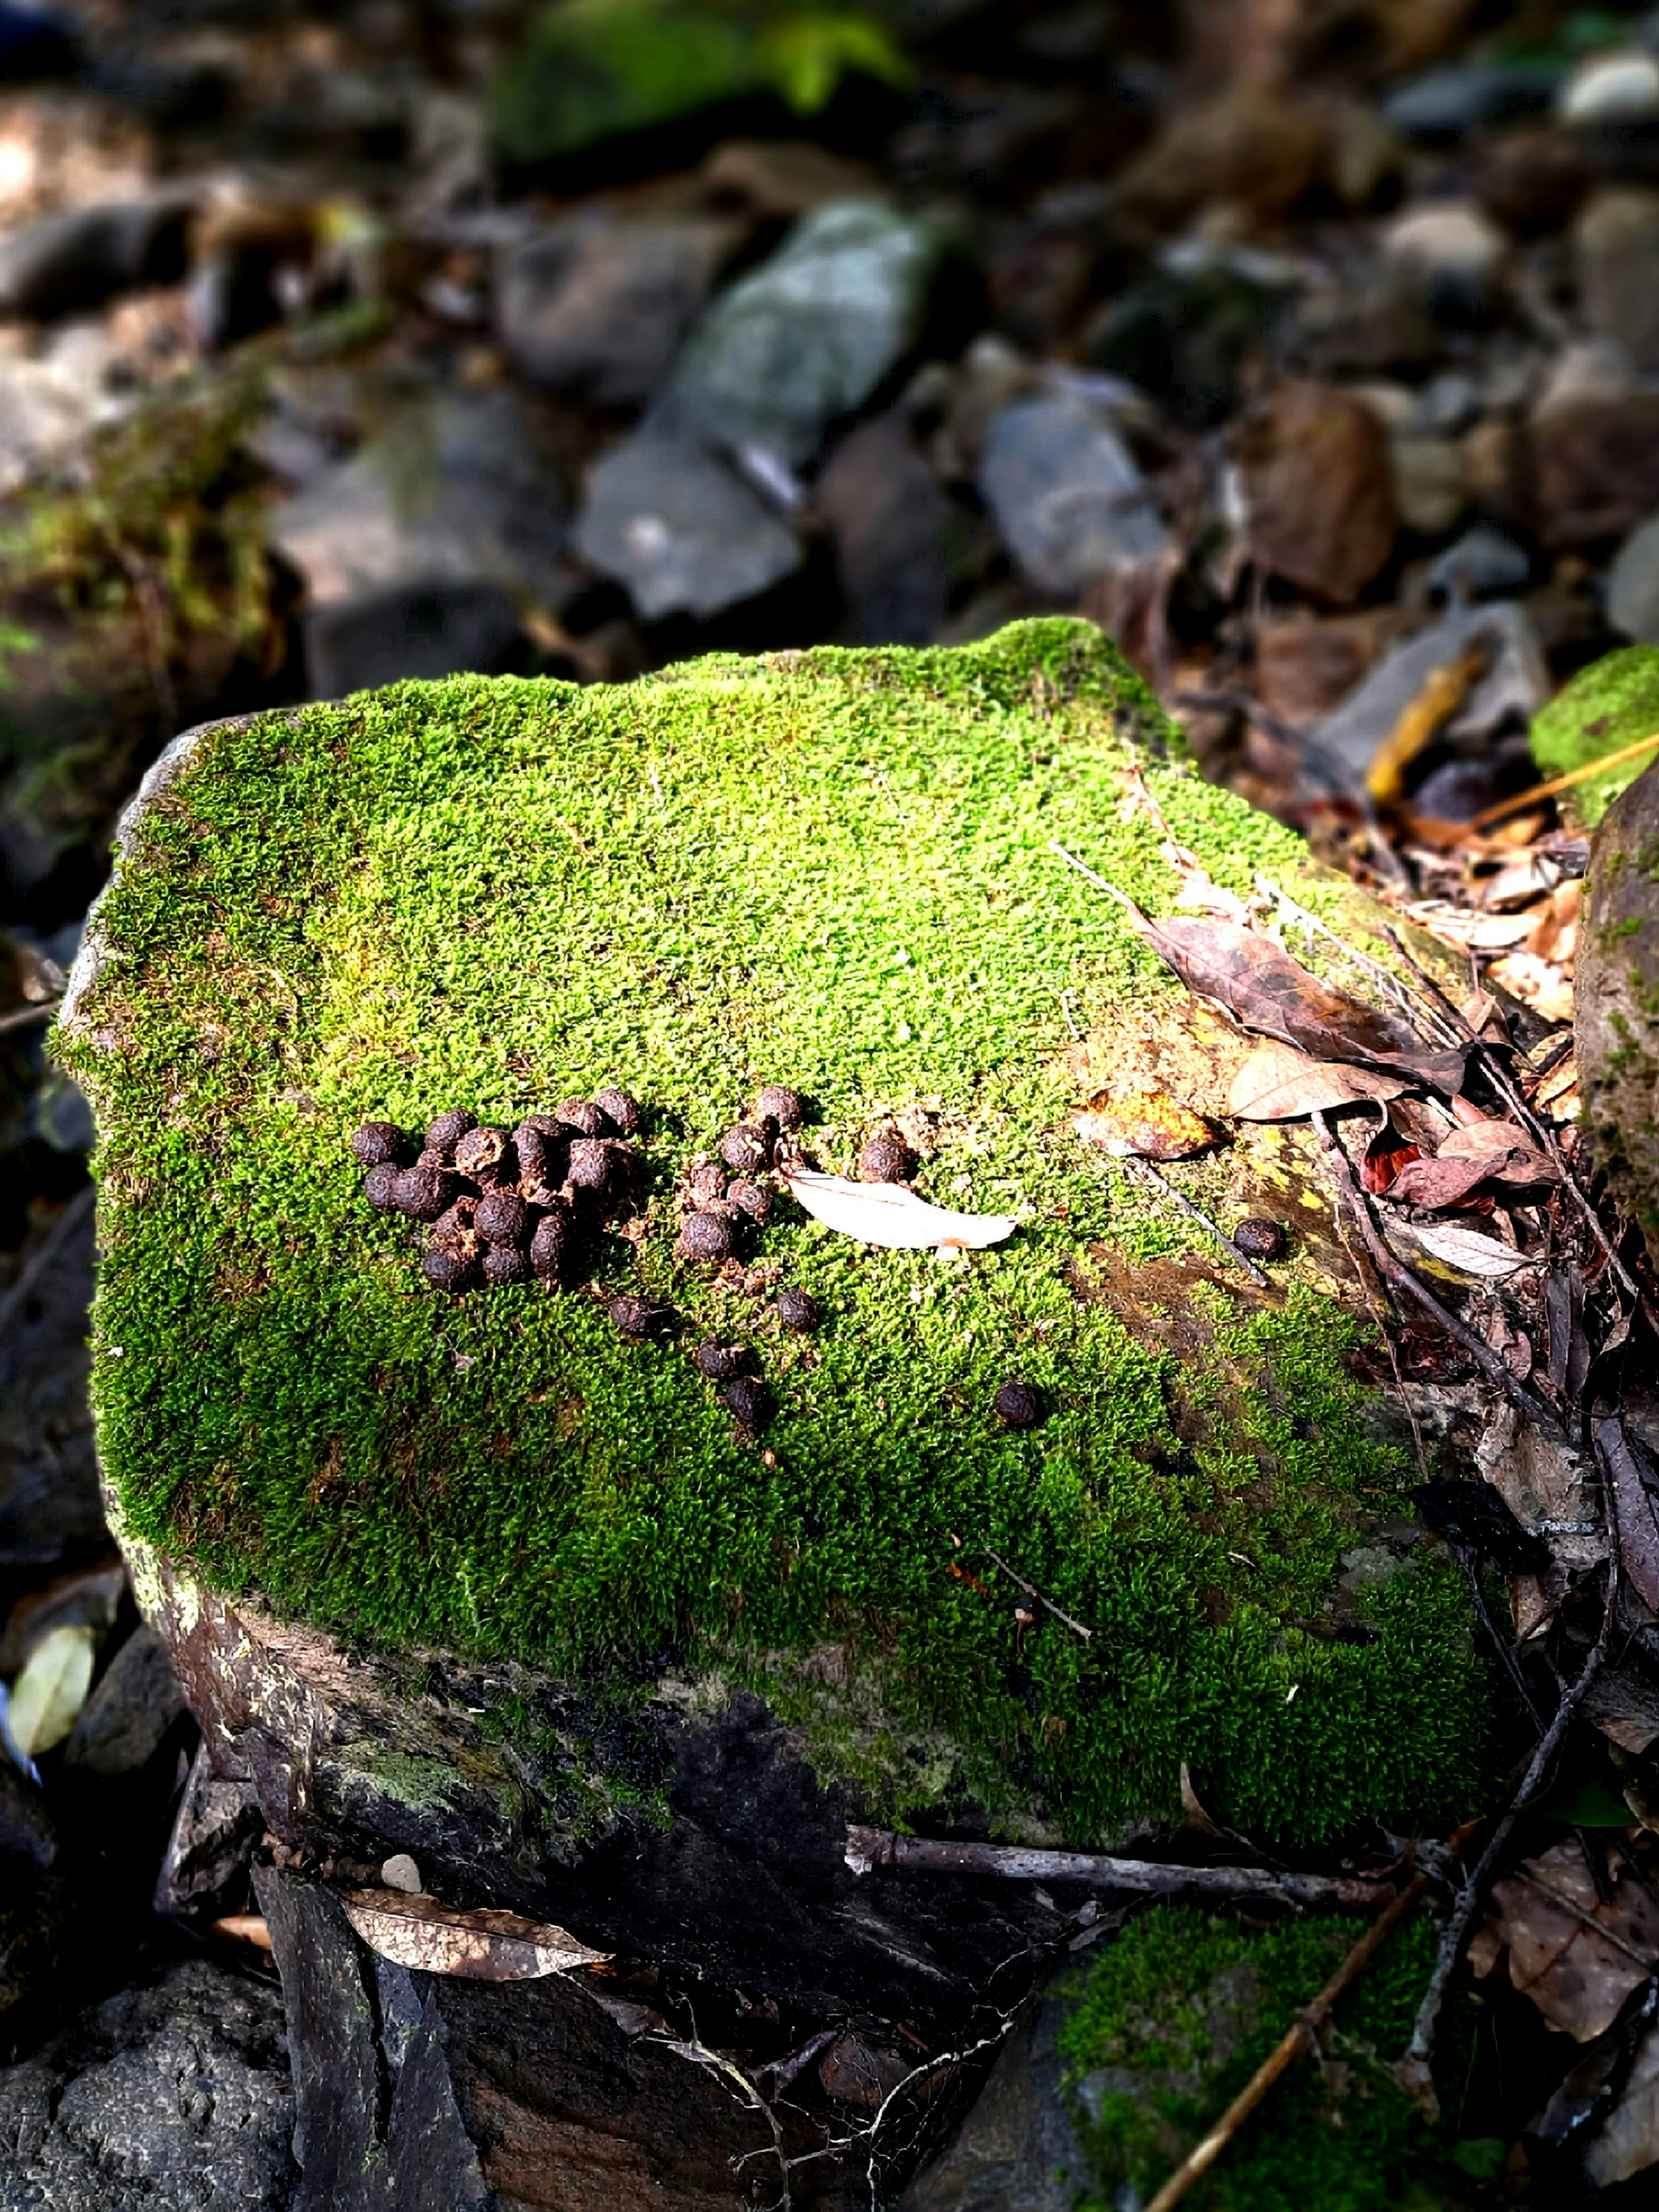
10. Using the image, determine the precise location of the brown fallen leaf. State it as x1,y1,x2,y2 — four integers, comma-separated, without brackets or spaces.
340,1889,610,1981
1596,1416,1659,1615
1583,1666,1659,1757
1439,1119,1560,1184
1472,1840,1659,2041
1586,2015,1659,2187
1475,1405,1606,1576
1072,1088,1219,1160
1123,909,1467,1091
1385,1153,1498,1211
1226,1038,1407,1121
1362,1118,1422,1194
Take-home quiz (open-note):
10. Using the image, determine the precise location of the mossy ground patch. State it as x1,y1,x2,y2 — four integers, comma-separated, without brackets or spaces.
60,619,1487,1845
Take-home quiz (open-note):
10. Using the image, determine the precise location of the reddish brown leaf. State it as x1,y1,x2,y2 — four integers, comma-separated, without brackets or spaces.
341,1889,610,1981
1386,1153,1498,1209
1362,1121,1421,1194
1125,910,1467,1089
1474,1839,1659,2041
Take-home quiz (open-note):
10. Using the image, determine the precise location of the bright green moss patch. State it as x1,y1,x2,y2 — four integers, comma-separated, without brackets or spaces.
1529,643,1659,826
1058,1905,1470,2212
61,619,1486,1844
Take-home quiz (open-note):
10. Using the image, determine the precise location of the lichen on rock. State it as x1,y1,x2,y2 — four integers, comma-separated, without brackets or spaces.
58,617,1487,1849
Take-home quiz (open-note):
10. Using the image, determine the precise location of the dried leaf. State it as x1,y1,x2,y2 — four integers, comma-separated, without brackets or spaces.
1475,1405,1606,1575
1475,1840,1659,2041
1124,910,1466,1089
1362,1119,1421,1194
1586,2015,1659,2188
1072,1088,1218,1160
1583,1667,1659,1757
1226,1038,1406,1121
7,1623,96,1758
1596,1416,1659,1615
1487,950,1574,1025
1389,1219,1540,1280
1386,1153,1497,1210
782,1168,1017,1251
1439,1118,1559,1184
341,1889,610,1981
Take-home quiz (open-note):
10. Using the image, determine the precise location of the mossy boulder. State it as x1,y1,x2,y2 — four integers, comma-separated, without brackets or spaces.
1529,643,1659,827
1578,754,1659,1248
58,619,1485,1863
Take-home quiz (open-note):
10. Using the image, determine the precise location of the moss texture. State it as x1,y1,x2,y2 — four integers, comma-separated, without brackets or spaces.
60,619,1486,1845
1058,1904,1475,2212
1529,643,1659,827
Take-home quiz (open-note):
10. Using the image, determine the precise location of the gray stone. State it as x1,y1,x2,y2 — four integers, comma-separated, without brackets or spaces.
1561,50,1659,128
1576,190,1659,373
1428,523,1532,604
269,387,574,694
979,394,1169,598
902,1994,1089,2212
64,1624,185,1777
0,198,191,320
1383,62,1557,145
0,1956,296,2210
1312,602,1549,795
0,1759,54,1873
575,423,801,619
818,413,950,643
154,1741,264,1924
1607,511,1659,642
496,213,739,409
670,199,944,470
1383,201,1507,328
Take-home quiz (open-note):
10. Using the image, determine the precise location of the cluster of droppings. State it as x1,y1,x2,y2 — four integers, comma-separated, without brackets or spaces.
352,1092,645,1295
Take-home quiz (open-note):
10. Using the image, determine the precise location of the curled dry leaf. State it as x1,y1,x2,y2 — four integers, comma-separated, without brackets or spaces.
1385,1153,1500,1210
1475,1405,1606,1576
341,1888,610,1981
1596,1416,1659,1616
1226,1038,1407,1122
1471,1840,1659,2042
6,1622,96,1759
1386,1218,1540,1280
1123,908,1467,1091
782,1168,1017,1251
1072,1088,1218,1160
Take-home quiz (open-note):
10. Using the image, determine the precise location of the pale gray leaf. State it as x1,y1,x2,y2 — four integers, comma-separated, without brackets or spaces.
782,1169,1017,1251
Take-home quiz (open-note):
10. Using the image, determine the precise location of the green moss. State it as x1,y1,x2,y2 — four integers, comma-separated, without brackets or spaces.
1528,644,1659,827
60,619,1487,1844
1058,1905,1469,2212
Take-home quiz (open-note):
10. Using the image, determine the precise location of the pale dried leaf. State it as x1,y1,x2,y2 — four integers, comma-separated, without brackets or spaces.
1390,1219,1540,1279
341,1889,610,1980
1476,1405,1606,1574
1440,1119,1530,1158
1226,1038,1406,1121
1480,1840,1659,2041
1488,951,1574,1025
1583,1668,1659,1757
7,1623,96,1758
783,1169,1017,1251
1586,2017,1659,2187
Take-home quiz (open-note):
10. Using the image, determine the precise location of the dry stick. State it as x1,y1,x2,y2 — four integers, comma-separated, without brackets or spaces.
1123,1152,1270,1286
0,998,60,1036
843,1827,1394,1911
1398,1585,1615,2113
1467,730,1659,832
1144,1872,1431,2212
982,1547,1093,1642
1311,1111,1565,1437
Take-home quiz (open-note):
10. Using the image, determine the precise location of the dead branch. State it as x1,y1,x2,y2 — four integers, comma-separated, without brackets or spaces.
1144,1872,1431,2212
982,1547,1093,1640
844,1827,1395,1911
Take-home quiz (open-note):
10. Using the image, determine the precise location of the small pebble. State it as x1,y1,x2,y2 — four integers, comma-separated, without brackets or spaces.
776,1288,820,1334
858,1131,916,1184
593,1086,642,1136
757,1085,805,1130
425,1108,476,1155
994,1380,1043,1430
363,1161,402,1211
723,1375,772,1431
695,1343,747,1379
350,1120,405,1168
677,1210,735,1263
380,1853,423,1894
1232,1217,1287,1262
719,1123,772,1174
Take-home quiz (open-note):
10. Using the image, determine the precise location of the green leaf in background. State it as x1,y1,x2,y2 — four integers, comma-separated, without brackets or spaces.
758,10,912,112
7,1623,96,1758
1529,644,1659,827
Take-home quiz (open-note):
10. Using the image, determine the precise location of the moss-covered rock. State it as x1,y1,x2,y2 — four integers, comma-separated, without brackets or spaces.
1578,756,1659,1248
1529,643,1659,827
1055,1904,1476,2211
59,619,1487,1853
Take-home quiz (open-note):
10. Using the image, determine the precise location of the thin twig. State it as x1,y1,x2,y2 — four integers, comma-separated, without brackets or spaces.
0,998,61,1036
1145,1873,1431,2212
1123,1154,1269,1286
844,1827,1396,1910
1467,730,1659,831
1258,878,1456,1045
1398,1584,1615,2113
1311,1112,1564,1438
983,1548,1093,1642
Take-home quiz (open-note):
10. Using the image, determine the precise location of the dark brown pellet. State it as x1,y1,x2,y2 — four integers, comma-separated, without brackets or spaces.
858,1131,916,1184
776,1288,820,1334
993,1381,1043,1430
695,1343,747,1380
756,1085,805,1130
722,1375,771,1431
394,1164,457,1222
364,1161,402,1211
425,1108,476,1155
556,1098,607,1136
422,1244,477,1292
454,1125,510,1180
677,1211,735,1263
483,1244,530,1285
351,1120,405,1169
476,1189,530,1247
593,1086,642,1136
719,1123,772,1175
529,1207,574,1279
1232,1217,1286,1262
728,1179,772,1223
